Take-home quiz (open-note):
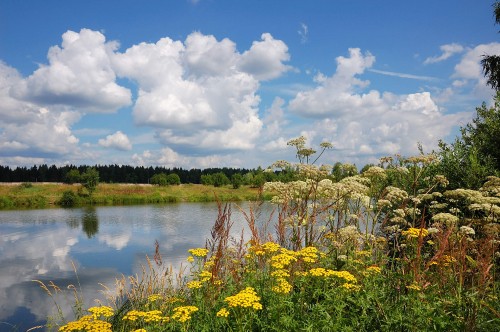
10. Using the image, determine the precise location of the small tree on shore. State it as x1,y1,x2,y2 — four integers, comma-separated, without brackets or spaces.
231,173,243,189
80,167,99,196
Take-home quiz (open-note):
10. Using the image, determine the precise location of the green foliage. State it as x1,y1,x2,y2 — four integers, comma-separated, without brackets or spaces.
332,162,358,181
150,173,181,186
59,190,79,207
0,196,14,208
435,95,500,189
80,167,99,196
211,172,230,187
435,140,494,189
166,173,181,185
462,97,500,170
65,169,81,184
150,173,169,186
200,174,214,186
251,173,266,188
231,173,243,189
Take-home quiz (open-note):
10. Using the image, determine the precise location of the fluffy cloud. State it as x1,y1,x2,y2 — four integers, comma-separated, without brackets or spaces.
98,131,132,151
239,33,292,80
11,29,132,113
112,31,291,154
289,48,379,116
0,62,81,160
288,48,470,160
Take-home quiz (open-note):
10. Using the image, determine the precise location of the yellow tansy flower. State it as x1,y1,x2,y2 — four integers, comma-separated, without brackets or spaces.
216,308,229,318
188,248,209,257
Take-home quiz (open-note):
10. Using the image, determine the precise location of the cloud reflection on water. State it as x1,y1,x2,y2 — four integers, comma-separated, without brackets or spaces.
0,202,272,330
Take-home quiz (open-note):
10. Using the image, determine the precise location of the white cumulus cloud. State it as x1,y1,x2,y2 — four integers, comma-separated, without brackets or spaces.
98,131,132,151
12,29,132,113
112,31,291,154
288,48,471,161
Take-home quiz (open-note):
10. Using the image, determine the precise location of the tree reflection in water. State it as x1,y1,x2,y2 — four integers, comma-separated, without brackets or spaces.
82,208,99,238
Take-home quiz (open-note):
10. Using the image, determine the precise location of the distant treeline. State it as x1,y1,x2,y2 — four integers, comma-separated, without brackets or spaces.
0,164,255,184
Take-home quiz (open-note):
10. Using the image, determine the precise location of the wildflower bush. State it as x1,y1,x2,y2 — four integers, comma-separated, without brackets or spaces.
39,139,500,331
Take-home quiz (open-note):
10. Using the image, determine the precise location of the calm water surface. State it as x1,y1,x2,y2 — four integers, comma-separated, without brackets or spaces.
0,202,273,331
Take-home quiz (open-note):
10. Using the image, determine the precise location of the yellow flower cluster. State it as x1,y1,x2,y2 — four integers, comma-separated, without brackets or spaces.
148,294,162,302
401,227,429,239
355,250,372,257
262,241,281,253
122,310,167,323
88,306,114,319
133,329,147,332
247,241,282,256
199,270,212,282
308,267,332,277
342,283,361,291
188,248,209,257
204,256,216,269
270,252,297,269
271,269,290,278
364,266,382,275
59,315,112,332
297,246,320,263
216,308,229,318
187,280,203,289
307,268,357,283
171,305,199,323
224,287,263,310
272,278,293,294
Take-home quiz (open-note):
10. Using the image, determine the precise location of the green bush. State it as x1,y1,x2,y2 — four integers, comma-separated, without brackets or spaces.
59,190,79,207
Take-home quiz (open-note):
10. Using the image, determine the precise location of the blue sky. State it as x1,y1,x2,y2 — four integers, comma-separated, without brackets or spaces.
1,0,499,169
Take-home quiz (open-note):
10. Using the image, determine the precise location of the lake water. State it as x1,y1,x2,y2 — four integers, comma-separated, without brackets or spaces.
0,202,274,331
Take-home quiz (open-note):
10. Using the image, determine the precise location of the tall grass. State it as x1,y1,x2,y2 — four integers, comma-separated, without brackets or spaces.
35,154,500,331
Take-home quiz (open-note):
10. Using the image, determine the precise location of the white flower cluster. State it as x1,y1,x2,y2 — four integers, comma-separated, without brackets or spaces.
362,166,387,179
459,226,475,236
480,176,500,197
385,186,409,203
405,154,439,165
431,213,459,227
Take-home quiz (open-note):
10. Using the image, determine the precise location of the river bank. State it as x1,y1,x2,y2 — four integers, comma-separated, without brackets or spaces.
0,182,268,209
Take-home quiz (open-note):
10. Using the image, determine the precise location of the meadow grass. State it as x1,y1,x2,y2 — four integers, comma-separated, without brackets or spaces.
0,183,265,209
33,156,500,331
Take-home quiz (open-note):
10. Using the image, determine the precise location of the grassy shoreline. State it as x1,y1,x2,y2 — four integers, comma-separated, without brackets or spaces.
0,182,268,209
